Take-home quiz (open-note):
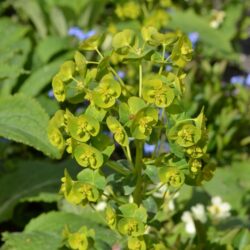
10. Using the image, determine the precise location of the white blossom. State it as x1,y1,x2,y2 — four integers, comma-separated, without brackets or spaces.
191,203,207,223
207,196,231,220
94,201,107,211
181,211,196,235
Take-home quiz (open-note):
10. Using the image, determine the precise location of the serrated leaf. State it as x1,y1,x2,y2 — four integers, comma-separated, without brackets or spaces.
2,231,61,250
0,94,61,158
24,210,117,247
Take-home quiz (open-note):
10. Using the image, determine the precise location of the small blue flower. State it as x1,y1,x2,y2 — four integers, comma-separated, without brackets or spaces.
230,75,245,85
165,65,172,71
117,70,125,79
144,143,156,154
245,74,250,87
68,27,95,41
84,30,96,39
47,89,54,99
188,32,199,47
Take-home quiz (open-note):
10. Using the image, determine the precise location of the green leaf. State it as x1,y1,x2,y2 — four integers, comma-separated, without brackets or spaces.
233,229,250,250
0,18,31,96
0,159,76,222
119,203,147,223
14,0,47,38
85,105,107,122
21,210,117,248
128,97,147,114
20,192,60,203
112,29,135,55
144,165,160,184
168,9,237,60
19,60,62,97
0,94,61,158
1,231,61,250
36,36,70,63
204,160,250,210
77,169,106,190
79,34,102,51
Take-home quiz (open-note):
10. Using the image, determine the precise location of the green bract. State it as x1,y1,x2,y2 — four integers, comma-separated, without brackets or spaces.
128,237,146,250
74,51,87,79
105,206,117,229
107,116,129,146
52,74,65,102
67,114,99,142
168,120,202,147
118,218,145,237
112,29,136,55
58,60,75,81
74,143,103,169
131,107,158,139
142,76,175,107
159,167,185,188
63,226,95,250
92,74,121,108
60,170,100,205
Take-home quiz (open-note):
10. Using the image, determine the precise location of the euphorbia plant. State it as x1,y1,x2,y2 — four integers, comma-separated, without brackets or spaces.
48,26,213,249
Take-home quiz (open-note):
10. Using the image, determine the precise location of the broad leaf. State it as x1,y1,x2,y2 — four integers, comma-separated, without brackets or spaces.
0,94,61,158
0,159,77,222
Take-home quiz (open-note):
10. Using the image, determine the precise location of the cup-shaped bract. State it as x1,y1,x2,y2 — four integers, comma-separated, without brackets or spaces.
74,143,103,169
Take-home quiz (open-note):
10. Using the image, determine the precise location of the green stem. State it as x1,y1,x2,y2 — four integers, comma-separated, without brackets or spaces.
109,66,126,87
95,48,104,59
133,141,143,205
86,60,99,64
158,44,166,75
139,63,143,98
105,161,129,176
126,145,132,163
145,183,165,196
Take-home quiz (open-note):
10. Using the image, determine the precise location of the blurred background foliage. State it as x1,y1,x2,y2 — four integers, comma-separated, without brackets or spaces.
0,0,249,249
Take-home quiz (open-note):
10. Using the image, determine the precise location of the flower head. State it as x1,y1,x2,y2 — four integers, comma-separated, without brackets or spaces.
68,27,96,41
188,32,199,47
207,196,231,220
181,211,196,235
230,75,245,85
191,203,207,223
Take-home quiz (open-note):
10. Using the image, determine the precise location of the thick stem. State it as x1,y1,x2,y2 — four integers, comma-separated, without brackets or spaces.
133,141,143,205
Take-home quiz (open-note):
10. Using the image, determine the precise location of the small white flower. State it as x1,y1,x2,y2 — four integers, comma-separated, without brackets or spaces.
191,203,207,223
94,201,107,211
207,196,231,220
181,211,196,235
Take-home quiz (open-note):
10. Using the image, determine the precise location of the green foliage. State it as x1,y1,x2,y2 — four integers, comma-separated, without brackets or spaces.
0,94,61,158
0,159,76,222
